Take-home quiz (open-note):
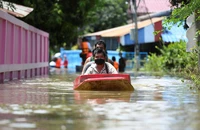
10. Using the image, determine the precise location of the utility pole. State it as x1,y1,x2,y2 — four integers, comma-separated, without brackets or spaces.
132,0,140,71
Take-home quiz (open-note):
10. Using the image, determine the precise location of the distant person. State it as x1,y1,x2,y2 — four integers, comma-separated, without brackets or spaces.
71,41,79,50
83,49,118,75
112,56,119,71
63,55,68,68
79,37,92,65
55,56,62,68
119,52,126,72
49,57,57,67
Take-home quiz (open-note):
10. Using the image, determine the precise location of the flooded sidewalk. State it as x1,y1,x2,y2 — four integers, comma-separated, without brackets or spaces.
0,72,199,130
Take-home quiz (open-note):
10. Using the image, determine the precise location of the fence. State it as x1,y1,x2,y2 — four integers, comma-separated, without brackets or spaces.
60,48,148,71
0,10,49,83
108,51,148,69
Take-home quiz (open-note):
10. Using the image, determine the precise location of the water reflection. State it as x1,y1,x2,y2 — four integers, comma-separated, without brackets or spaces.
0,86,49,105
74,91,133,104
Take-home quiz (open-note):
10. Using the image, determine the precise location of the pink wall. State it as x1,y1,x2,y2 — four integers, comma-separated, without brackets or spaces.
0,10,49,83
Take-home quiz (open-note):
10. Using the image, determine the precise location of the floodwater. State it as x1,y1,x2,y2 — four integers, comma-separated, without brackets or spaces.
0,69,200,130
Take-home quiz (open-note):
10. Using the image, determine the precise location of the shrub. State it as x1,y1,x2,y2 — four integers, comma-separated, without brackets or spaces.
144,41,200,88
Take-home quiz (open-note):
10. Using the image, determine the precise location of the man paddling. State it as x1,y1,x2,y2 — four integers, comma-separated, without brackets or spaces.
83,49,118,74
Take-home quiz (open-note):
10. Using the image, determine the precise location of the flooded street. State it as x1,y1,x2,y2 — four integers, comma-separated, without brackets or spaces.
0,71,200,130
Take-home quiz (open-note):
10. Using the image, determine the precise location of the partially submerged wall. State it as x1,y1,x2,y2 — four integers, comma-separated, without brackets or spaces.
0,10,49,83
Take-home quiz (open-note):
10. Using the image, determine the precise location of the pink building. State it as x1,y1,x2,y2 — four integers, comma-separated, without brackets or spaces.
0,10,49,83
137,0,172,14
127,0,172,16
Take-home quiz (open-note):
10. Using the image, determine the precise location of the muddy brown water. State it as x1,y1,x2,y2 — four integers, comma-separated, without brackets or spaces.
0,69,200,130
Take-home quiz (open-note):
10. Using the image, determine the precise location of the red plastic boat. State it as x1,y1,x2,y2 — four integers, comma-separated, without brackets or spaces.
73,74,134,91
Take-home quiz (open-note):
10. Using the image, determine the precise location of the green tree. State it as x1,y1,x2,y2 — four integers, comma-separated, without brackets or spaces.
144,0,200,88
167,0,199,24
83,0,128,33
167,0,200,71
0,0,102,52
0,0,128,52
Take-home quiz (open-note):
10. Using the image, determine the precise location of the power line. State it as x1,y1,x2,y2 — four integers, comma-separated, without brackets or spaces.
142,0,154,27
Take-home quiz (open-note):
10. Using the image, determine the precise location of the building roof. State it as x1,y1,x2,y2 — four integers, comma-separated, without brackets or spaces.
85,17,164,37
0,1,33,17
161,22,187,43
137,0,172,13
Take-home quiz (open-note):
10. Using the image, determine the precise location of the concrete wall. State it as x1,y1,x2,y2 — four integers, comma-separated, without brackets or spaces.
0,10,49,83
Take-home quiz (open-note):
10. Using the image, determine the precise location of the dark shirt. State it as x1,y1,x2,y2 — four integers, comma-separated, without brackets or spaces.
119,57,126,72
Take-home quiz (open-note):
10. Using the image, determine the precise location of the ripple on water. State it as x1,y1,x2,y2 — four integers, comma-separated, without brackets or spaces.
91,101,172,121
0,120,10,125
131,76,185,88
15,118,27,122
33,109,50,114
9,123,36,128
12,111,29,115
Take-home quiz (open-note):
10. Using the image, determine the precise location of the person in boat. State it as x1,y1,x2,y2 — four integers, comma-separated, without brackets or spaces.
81,40,113,74
83,40,113,65
79,37,92,65
86,49,92,59
83,48,118,75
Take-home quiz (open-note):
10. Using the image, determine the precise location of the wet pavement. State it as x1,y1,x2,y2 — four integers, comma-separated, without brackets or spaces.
0,70,200,130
